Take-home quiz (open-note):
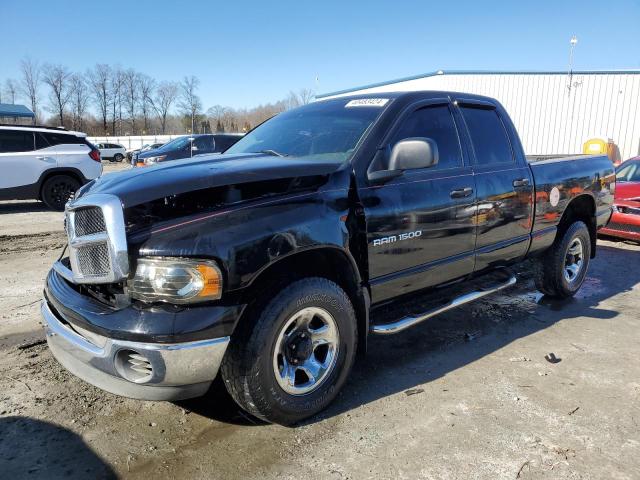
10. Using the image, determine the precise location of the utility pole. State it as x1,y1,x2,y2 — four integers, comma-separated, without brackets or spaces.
567,35,578,96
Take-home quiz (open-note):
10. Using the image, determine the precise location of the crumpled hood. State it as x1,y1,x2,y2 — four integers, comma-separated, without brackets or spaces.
79,152,345,208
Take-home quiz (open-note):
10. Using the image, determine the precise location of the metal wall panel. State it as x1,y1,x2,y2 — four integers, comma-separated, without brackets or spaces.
323,72,640,160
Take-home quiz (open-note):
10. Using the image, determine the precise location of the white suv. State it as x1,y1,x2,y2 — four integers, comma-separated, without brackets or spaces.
0,125,103,210
95,142,126,162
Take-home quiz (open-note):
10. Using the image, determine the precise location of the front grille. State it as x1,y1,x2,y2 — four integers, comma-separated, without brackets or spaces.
74,207,106,236
65,194,129,284
606,222,640,234
76,243,111,277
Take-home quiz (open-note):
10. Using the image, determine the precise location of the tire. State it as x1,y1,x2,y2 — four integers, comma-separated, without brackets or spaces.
113,153,124,162
534,221,591,298
41,175,80,211
221,277,358,425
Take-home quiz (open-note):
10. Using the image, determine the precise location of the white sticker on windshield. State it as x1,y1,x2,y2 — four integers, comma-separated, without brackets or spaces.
345,98,389,108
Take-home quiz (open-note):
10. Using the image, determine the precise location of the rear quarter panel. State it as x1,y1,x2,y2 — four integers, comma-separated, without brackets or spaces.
528,154,615,253
57,144,102,180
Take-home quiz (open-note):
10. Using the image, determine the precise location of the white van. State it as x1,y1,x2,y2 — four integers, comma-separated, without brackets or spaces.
0,125,103,210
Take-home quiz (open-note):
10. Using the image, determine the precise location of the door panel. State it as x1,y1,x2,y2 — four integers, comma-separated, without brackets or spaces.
473,166,534,270
363,170,477,303
0,130,42,188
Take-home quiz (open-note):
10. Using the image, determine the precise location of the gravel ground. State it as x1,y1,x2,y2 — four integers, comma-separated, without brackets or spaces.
1,164,639,479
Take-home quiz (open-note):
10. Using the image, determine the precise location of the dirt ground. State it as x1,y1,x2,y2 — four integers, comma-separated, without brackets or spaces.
1,162,639,479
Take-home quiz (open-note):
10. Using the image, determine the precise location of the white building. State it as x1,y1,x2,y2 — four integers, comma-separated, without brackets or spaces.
317,70,640,160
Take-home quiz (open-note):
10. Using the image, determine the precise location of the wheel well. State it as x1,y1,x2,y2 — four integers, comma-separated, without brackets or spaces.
558,194,597,257
38,169,83,199
238,248,369,354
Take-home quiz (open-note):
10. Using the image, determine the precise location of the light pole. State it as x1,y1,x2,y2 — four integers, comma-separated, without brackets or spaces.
567,35,578,95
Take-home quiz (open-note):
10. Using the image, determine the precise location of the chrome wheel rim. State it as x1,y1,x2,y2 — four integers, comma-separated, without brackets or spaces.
563,237,584,284
273,307,339,395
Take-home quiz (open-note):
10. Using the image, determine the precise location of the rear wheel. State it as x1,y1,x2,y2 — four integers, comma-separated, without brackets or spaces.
41,175,80,211
221,277,357,425
535,221,591,298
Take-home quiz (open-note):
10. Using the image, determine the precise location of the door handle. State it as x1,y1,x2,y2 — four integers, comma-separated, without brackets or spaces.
450,187,473,198
513,178,530,188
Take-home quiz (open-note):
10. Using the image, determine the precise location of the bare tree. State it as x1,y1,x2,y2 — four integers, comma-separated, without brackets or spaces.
149,81,178,134
207,105,229,132
110,67,124,135
88,64,111,134
19,58,41,123
298,88,315,105
122,68,140,134
178,75,202,133
42,64,72,127
4,79,18,104
69,74,90,131
139,74,155,133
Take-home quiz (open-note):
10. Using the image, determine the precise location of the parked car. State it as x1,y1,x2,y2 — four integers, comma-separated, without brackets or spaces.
599,156,640,242
0,124,102,210
136,133,243,166
95,142,126,162
42,92,614,425
126,142,165,163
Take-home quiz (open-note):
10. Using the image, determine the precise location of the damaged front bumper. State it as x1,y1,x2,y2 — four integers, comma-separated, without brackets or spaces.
42,264,241,401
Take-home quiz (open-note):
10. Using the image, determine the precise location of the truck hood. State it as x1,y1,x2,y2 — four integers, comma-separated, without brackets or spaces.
79,152,345,208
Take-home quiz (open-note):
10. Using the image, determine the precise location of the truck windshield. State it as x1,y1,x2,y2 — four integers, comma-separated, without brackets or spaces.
225,98,388,161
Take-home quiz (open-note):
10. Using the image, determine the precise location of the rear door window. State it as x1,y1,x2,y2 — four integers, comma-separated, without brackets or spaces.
42,132,86,146
460,106,514,166
390,104,463,170
0,130,34,153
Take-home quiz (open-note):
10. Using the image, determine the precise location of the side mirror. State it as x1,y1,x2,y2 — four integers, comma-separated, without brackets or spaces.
388,137,439,171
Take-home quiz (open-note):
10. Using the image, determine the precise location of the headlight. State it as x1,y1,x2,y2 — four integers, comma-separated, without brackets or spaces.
127,257,222,304
144,155,166,164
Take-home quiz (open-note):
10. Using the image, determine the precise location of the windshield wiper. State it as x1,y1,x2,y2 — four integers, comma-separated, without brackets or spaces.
257,149,288,157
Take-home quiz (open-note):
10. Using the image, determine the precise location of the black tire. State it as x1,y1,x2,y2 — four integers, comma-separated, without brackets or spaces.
534,221,591,298
221,277,358,425
113,153,124,162
41,175,80,211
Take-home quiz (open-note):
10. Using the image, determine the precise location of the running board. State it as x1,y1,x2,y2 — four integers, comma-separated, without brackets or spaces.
370,272,517,335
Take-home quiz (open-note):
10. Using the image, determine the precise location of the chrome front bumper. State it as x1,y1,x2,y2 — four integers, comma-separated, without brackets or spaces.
42,300,230,401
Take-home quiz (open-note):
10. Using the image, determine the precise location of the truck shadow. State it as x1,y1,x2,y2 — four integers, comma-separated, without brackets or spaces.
0,200,50,214
1,416,117,479
185,243,638,427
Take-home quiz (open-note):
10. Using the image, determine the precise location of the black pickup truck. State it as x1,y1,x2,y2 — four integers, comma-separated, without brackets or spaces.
42,92,615,425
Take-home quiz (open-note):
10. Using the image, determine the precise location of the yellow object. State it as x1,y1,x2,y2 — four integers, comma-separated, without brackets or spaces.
583,138,622,165
583,138,607,154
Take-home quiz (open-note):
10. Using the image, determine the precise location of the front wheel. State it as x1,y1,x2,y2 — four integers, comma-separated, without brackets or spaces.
535,221,591,298
113,153,124,162
221,278,358,425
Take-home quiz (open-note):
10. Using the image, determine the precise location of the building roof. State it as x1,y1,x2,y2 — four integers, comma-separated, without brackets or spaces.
0,103,35,118
316,69,640,99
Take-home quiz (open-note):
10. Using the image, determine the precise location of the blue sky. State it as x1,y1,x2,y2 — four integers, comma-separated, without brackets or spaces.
1,0,639,110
